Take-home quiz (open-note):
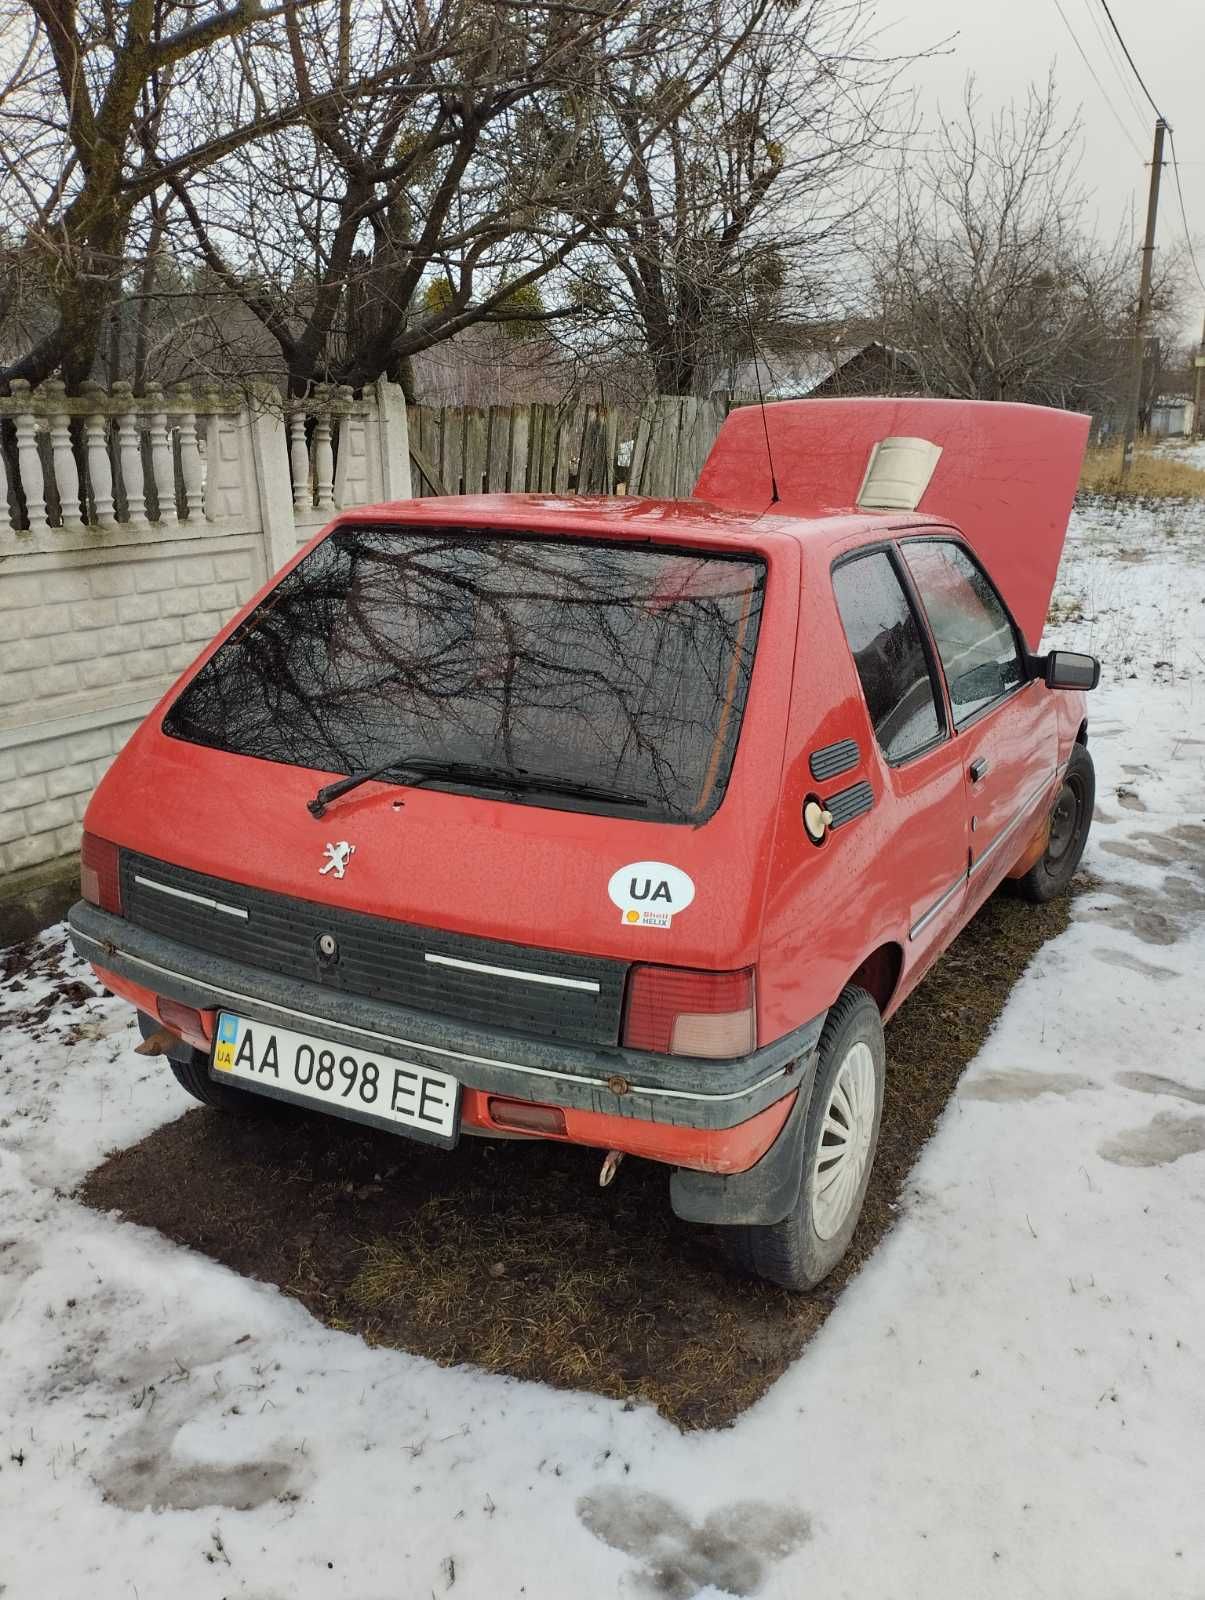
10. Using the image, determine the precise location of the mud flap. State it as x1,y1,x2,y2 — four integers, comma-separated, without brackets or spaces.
669,1052,818,1227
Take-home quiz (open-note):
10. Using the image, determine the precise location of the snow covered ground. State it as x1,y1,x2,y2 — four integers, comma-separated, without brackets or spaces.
2,494,1204,1600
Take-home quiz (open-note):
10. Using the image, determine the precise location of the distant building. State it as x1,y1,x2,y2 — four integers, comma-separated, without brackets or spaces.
713,340,922,403
1148,394,1196,438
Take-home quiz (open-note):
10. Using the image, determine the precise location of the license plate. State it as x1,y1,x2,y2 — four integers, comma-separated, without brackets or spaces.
211,1012,459,1144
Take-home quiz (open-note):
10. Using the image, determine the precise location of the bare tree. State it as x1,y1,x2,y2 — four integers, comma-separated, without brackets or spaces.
0,0,521,390
544,0,914,396
866,76,1184,418
159,0,791,397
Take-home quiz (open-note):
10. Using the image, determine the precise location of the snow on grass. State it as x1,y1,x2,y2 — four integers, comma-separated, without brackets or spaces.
1,502,1204,1598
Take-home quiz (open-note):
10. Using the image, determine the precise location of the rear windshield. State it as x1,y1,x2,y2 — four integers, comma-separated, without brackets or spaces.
163,526,766,822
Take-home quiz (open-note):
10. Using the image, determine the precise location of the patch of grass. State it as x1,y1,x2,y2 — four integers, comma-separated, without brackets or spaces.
79,883,1075,1430
1080,444,1205,500
1047,595,1086,625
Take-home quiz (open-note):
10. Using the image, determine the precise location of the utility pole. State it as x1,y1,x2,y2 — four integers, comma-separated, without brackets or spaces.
1194,313,1205,440
1121,117,1167,479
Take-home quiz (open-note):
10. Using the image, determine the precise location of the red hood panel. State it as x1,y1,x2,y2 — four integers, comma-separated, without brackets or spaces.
695,398,1090,646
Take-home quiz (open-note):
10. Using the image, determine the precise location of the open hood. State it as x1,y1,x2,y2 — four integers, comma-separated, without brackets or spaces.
695,398,1090,646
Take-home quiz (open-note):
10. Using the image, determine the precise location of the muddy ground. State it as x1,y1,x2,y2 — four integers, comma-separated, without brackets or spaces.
64,883,1077,1431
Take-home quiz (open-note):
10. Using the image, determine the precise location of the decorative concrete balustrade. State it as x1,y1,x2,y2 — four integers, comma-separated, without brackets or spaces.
0,379,390,553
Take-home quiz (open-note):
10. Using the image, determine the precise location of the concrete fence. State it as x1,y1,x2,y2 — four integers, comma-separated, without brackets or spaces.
0,378,412,936
0,381,729,937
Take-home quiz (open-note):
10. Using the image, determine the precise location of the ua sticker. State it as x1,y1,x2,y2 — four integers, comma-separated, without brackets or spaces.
607,861,695,929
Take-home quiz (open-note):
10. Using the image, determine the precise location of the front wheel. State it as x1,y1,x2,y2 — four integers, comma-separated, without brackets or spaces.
1013,744,1095,903
726,985,885,1292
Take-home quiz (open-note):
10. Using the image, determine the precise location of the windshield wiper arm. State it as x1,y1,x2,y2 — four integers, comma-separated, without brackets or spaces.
308,753,656,818
308,749,434,817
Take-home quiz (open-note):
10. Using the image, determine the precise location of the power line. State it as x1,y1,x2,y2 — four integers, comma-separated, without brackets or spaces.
1088,1,1205,299
1168,130,1205,297
1094,0,1166,121
1049,0,1145,159
1078,0,1149,131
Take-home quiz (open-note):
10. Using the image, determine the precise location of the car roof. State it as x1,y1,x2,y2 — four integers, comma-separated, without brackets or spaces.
336,492,913,559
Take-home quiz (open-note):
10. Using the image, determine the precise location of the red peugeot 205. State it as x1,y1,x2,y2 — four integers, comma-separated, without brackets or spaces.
70,398,1098,1289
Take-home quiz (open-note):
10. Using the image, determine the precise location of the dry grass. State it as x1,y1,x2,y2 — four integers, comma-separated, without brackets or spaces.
1080,444,1205,499
79,883,1076,1430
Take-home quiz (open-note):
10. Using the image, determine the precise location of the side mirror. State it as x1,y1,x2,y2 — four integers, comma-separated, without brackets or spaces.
1036,650,1101,691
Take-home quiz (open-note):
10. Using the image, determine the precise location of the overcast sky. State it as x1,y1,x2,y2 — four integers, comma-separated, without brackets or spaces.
883,0,1205,344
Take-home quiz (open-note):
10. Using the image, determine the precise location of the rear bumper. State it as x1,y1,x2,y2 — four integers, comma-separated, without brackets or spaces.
69,903,822,1151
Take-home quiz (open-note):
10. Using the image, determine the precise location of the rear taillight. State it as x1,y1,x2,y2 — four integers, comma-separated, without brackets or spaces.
80,832,121,914
622,966,756,1058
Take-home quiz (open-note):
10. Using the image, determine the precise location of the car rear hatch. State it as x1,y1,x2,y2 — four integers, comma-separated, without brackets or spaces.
86,516,801,1049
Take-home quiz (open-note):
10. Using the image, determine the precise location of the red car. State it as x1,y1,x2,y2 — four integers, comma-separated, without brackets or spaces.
70,398,1099,1290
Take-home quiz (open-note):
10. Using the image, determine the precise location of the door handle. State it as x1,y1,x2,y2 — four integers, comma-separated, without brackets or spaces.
969,757,989,783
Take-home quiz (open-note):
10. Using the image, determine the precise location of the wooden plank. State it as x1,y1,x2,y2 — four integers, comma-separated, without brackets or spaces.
442,405,464,496
603,407,621,494
577,405,603,493
463,407,488,495
641,397,672,497
406,406,423,490
627,401,655,495
421,407,442,496
544,405,562,492
530,405,549,491
552,404,579,493
486,406,511,494
408,439,448,497
509,406,530,492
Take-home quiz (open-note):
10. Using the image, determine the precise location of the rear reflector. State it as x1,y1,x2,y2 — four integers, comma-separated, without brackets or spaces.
623,966,756,1058
487,1097,567,1136
157,999,208,1050
80,832,121,915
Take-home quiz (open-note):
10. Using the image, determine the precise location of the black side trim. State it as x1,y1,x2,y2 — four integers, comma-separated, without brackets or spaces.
809,738,860,782
824,779,875,828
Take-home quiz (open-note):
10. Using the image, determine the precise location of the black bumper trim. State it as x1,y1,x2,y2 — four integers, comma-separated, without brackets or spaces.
69,904,824,1132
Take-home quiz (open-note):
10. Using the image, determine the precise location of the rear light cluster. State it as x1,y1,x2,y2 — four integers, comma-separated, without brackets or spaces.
622,966,756,1059
80,832,122,914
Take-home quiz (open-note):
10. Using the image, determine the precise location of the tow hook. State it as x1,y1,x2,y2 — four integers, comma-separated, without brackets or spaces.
599,1149,625,1188
134,1026,177,1057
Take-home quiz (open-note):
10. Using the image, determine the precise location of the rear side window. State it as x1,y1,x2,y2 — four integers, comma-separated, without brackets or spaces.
832,551,944,763
901,540,1024,725
163,526,765,823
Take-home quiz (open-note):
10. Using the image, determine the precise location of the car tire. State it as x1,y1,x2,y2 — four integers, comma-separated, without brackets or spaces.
167,1051,274,1112
1013,744,1095,904
726,985,885,1292
137,1010,269,1113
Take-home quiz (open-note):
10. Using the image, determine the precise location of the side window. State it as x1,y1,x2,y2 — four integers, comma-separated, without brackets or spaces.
901,541,1024,725
832,551,944,763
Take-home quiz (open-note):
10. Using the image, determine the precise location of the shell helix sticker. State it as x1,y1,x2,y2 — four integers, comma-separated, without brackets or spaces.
607,862,696,929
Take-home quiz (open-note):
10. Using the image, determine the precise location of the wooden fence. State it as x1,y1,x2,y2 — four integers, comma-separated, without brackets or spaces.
405,394,731,499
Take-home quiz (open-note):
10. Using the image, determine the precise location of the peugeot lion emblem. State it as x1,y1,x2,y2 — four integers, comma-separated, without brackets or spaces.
320,841,356,879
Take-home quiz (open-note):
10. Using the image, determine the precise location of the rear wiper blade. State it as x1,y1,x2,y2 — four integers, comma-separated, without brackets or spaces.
308,753,656,817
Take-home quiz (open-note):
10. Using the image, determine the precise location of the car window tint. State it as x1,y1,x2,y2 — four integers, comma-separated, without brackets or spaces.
832,551,943,762
902,541,1024,724
162,527,765,824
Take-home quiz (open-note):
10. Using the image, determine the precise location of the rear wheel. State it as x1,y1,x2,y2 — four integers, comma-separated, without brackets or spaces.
726,985,885,1292
137,1010,269,1113
1014,744,1095,903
